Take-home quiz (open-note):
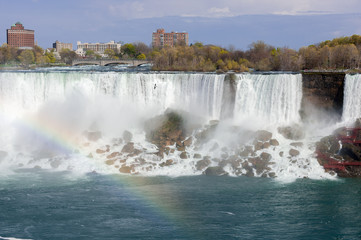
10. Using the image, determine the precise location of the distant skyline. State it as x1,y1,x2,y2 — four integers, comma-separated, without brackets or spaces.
1,0,361,50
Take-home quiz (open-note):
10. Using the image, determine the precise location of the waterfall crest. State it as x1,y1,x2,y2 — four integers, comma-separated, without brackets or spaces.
342,74,361,122
233,73,302,127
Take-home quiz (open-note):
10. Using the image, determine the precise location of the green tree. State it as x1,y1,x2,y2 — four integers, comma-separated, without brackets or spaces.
85,49,95,58
121,43,136,58
104,48,115,59
45,51,56,63
60,49,77,65
18,50,35,66
136,53,146,60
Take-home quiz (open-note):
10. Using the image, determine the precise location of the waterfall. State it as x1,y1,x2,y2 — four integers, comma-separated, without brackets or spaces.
233,73,302,126
342,74,361,122
0,70,331,180
0,72,225,121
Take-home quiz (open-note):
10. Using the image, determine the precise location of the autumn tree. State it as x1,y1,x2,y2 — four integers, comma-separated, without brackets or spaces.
18,50,35,66
60,49,77,65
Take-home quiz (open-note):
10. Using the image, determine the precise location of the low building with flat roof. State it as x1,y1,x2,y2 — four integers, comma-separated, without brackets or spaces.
76,41,121,57
53,41,73,52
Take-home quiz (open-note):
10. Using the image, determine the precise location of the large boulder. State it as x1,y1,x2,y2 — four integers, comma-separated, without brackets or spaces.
278,124,305,140
121,142,135,153
255,130,272,142
145,110,186,153
289,149,300,157
203,166,228,176
196,158,211,171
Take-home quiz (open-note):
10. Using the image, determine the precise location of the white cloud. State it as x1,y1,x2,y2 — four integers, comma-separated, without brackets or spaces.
93,0,361,20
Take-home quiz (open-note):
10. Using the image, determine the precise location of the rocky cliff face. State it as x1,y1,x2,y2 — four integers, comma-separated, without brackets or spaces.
301,72,345,122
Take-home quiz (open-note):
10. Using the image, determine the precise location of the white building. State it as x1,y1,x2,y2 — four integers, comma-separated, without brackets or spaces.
76,41,121,57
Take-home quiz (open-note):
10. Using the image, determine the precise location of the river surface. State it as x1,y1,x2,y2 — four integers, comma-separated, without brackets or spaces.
0,171,361,240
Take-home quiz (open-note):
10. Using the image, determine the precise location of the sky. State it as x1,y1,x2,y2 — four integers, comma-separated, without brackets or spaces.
1,0,361,50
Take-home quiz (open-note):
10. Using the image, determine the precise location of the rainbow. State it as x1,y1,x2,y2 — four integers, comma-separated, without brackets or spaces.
0,105,200,237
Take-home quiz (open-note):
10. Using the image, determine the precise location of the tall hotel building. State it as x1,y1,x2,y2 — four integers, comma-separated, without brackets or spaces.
7,22,35,48
152,29,189,48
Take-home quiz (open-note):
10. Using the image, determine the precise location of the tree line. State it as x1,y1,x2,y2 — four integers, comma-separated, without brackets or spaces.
0,42,151,67
151,35,361,72
1,34,361,71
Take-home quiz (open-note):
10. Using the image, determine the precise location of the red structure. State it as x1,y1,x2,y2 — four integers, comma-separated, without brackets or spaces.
152,29,189,48
337,128,361,147
7,22,35,48
317,128,361,175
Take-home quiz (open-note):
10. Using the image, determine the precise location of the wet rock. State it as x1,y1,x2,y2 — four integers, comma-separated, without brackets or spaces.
129,149,142,157
193,153,202,159
196,158,211,171
122,142,135,153
180,152,188,159
123,130,133,143
160,159,174,167
96,149,106,154
355,118,361,128
249,157,271,175
239,146,255,157
105,160,116,165
289,149,300,157
242,162,255,177
263,142,271,149
183,137,192,147
339,143,361,161
107,152,121,159
270,139,280,146
260,152,272,161
145,110,186,151
87,153,93,158
119,165,132,174
290,142,304,148
195,124,218,144
254,141,264,151
203,166,228,176
84,131,102,142
268,172,276,178
279,151,284,157
278,124,305,140
316,135,340,154
177,146,186,152
50,159,61,168
255,130,272,142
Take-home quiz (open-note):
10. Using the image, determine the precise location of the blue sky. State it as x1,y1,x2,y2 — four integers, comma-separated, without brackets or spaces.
1,0,361,50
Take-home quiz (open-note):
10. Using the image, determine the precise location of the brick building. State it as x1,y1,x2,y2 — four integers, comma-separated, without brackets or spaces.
7,22,35,48
152,29,189,48
53,40,73,52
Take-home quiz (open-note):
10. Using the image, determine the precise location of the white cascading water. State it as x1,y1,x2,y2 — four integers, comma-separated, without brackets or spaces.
342,74,361,122
0,72,224,120
0,71,333,180
0,71,225,174
234,73,302,127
